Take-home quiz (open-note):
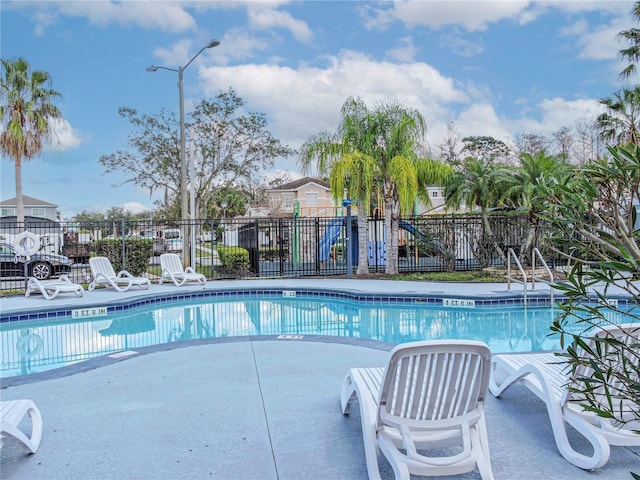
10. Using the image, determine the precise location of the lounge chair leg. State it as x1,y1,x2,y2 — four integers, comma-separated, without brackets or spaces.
490,358,611,470
0,400,43,453
340,373,382,480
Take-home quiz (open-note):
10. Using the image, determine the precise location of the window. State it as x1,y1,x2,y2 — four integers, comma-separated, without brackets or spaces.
282,193,294,209
305,192,318,207
31,208,45,218
431,191,439,198
1,208,15,217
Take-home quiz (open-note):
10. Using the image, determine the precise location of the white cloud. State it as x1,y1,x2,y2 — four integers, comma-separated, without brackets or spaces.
246,3,313,42
47,118,85,152
509,97,603,136
209,29,273,65
565,17,626,61
30,1,197,34
200,50,468,153
362,1,532,32
385,36,419,63
196,47,607,171
454,102,513,141
438,29,484,57
122,201,151,214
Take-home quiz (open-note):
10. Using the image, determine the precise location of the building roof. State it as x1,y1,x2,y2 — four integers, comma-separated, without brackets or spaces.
269,177,330,191
0,195,57,207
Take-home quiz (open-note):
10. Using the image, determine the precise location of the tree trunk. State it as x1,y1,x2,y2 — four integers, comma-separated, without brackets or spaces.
356,203,369,275
384,181,399,274
481,210,505,262
15,154,25,229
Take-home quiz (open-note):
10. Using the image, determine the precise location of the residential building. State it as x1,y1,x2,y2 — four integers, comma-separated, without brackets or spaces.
0,195,59,221
267,177,339,217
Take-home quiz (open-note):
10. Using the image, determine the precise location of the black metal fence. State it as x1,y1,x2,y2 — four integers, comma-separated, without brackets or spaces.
0,213,540,293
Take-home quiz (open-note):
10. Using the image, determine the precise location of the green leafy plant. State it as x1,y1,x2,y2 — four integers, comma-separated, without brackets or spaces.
542,143,640,475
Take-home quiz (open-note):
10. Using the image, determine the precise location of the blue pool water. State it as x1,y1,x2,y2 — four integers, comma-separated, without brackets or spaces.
0,294,632,378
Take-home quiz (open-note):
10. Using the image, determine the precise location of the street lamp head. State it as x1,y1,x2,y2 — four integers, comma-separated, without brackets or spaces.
146,65,159,72
206,39,221,49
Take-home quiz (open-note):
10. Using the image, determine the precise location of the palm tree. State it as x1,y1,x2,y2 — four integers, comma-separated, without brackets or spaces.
0,57,61,227
445,156,508,259
364,99,449,274
300,97,449,275
501,151,572,258
299,115,375,275
618,1,640,79
596,87,640,146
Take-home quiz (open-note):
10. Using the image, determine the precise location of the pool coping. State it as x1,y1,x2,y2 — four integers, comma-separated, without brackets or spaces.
2,279,633,324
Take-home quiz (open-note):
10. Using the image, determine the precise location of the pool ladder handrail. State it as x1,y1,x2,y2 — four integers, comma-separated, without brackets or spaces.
506,248,555,304
506,248,528,303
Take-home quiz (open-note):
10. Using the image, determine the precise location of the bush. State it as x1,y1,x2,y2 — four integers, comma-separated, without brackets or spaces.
217,246,249,269
93,238,153,275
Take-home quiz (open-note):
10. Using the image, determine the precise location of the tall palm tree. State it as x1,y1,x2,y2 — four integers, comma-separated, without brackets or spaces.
596,87,640,146
501,151,572,258
299,111,375,274
618,1,640,79
365,99,447,274
0,57,61,227
445,156,508,259
300,97,449,274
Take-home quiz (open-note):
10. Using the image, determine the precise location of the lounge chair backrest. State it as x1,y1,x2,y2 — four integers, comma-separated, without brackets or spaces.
160,253,183,273
89,257,117,279
378,340,491,427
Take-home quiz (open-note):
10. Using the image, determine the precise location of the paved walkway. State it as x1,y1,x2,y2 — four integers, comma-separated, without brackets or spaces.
1,280,639,479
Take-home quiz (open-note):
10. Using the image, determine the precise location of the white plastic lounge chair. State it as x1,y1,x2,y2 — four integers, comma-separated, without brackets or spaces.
0,399,43,453
88,256,151,292
159,253,205,287
341,340,494,480
25,275,84,300
489,323,640,470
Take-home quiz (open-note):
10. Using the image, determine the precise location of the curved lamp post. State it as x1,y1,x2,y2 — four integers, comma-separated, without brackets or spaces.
147,39,220,267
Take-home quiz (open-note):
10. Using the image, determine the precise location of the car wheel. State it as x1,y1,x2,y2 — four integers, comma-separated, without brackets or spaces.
31,262,52,280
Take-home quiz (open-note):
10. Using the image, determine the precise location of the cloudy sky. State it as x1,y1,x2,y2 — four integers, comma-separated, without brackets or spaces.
0,0,635,218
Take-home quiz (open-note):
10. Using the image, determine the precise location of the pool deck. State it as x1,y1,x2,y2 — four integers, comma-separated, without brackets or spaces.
1,279,639,479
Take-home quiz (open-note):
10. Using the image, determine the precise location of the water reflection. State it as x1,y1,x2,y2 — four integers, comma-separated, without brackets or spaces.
0,296,583,378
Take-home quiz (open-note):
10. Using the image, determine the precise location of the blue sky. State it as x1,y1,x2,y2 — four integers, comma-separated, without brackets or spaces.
0,0,636,219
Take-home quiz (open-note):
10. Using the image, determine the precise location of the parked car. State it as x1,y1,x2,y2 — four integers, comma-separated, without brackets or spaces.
0,242,73,280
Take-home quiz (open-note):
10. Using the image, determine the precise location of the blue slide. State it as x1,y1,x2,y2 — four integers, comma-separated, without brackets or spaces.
399,220,446,255
318,219,345,262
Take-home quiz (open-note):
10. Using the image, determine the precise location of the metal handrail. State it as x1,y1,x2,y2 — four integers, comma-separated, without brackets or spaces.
506,248,527,303
531,247,555,303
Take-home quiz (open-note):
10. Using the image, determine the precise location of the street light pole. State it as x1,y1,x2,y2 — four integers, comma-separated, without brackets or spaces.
147,39,220,268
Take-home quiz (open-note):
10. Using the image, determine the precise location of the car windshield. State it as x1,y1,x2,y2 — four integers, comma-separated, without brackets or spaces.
0,244,15,255
165,231,180,239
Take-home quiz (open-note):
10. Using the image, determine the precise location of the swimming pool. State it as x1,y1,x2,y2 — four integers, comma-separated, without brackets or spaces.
0,289,606,380
0,289,636,379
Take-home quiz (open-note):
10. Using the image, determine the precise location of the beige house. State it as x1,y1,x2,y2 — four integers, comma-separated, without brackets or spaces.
267,177,340,217
0,195,59,221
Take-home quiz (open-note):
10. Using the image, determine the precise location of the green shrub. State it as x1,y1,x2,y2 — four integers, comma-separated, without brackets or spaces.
93,238,152,275
218,246,249,269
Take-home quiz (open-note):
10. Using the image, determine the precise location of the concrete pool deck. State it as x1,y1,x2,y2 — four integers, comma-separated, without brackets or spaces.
1,279,639,479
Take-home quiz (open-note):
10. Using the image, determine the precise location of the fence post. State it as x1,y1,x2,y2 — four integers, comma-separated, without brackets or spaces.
121,217,126,269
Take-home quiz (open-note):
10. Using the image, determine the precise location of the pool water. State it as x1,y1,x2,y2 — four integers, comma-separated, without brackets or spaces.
0,295,631,378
